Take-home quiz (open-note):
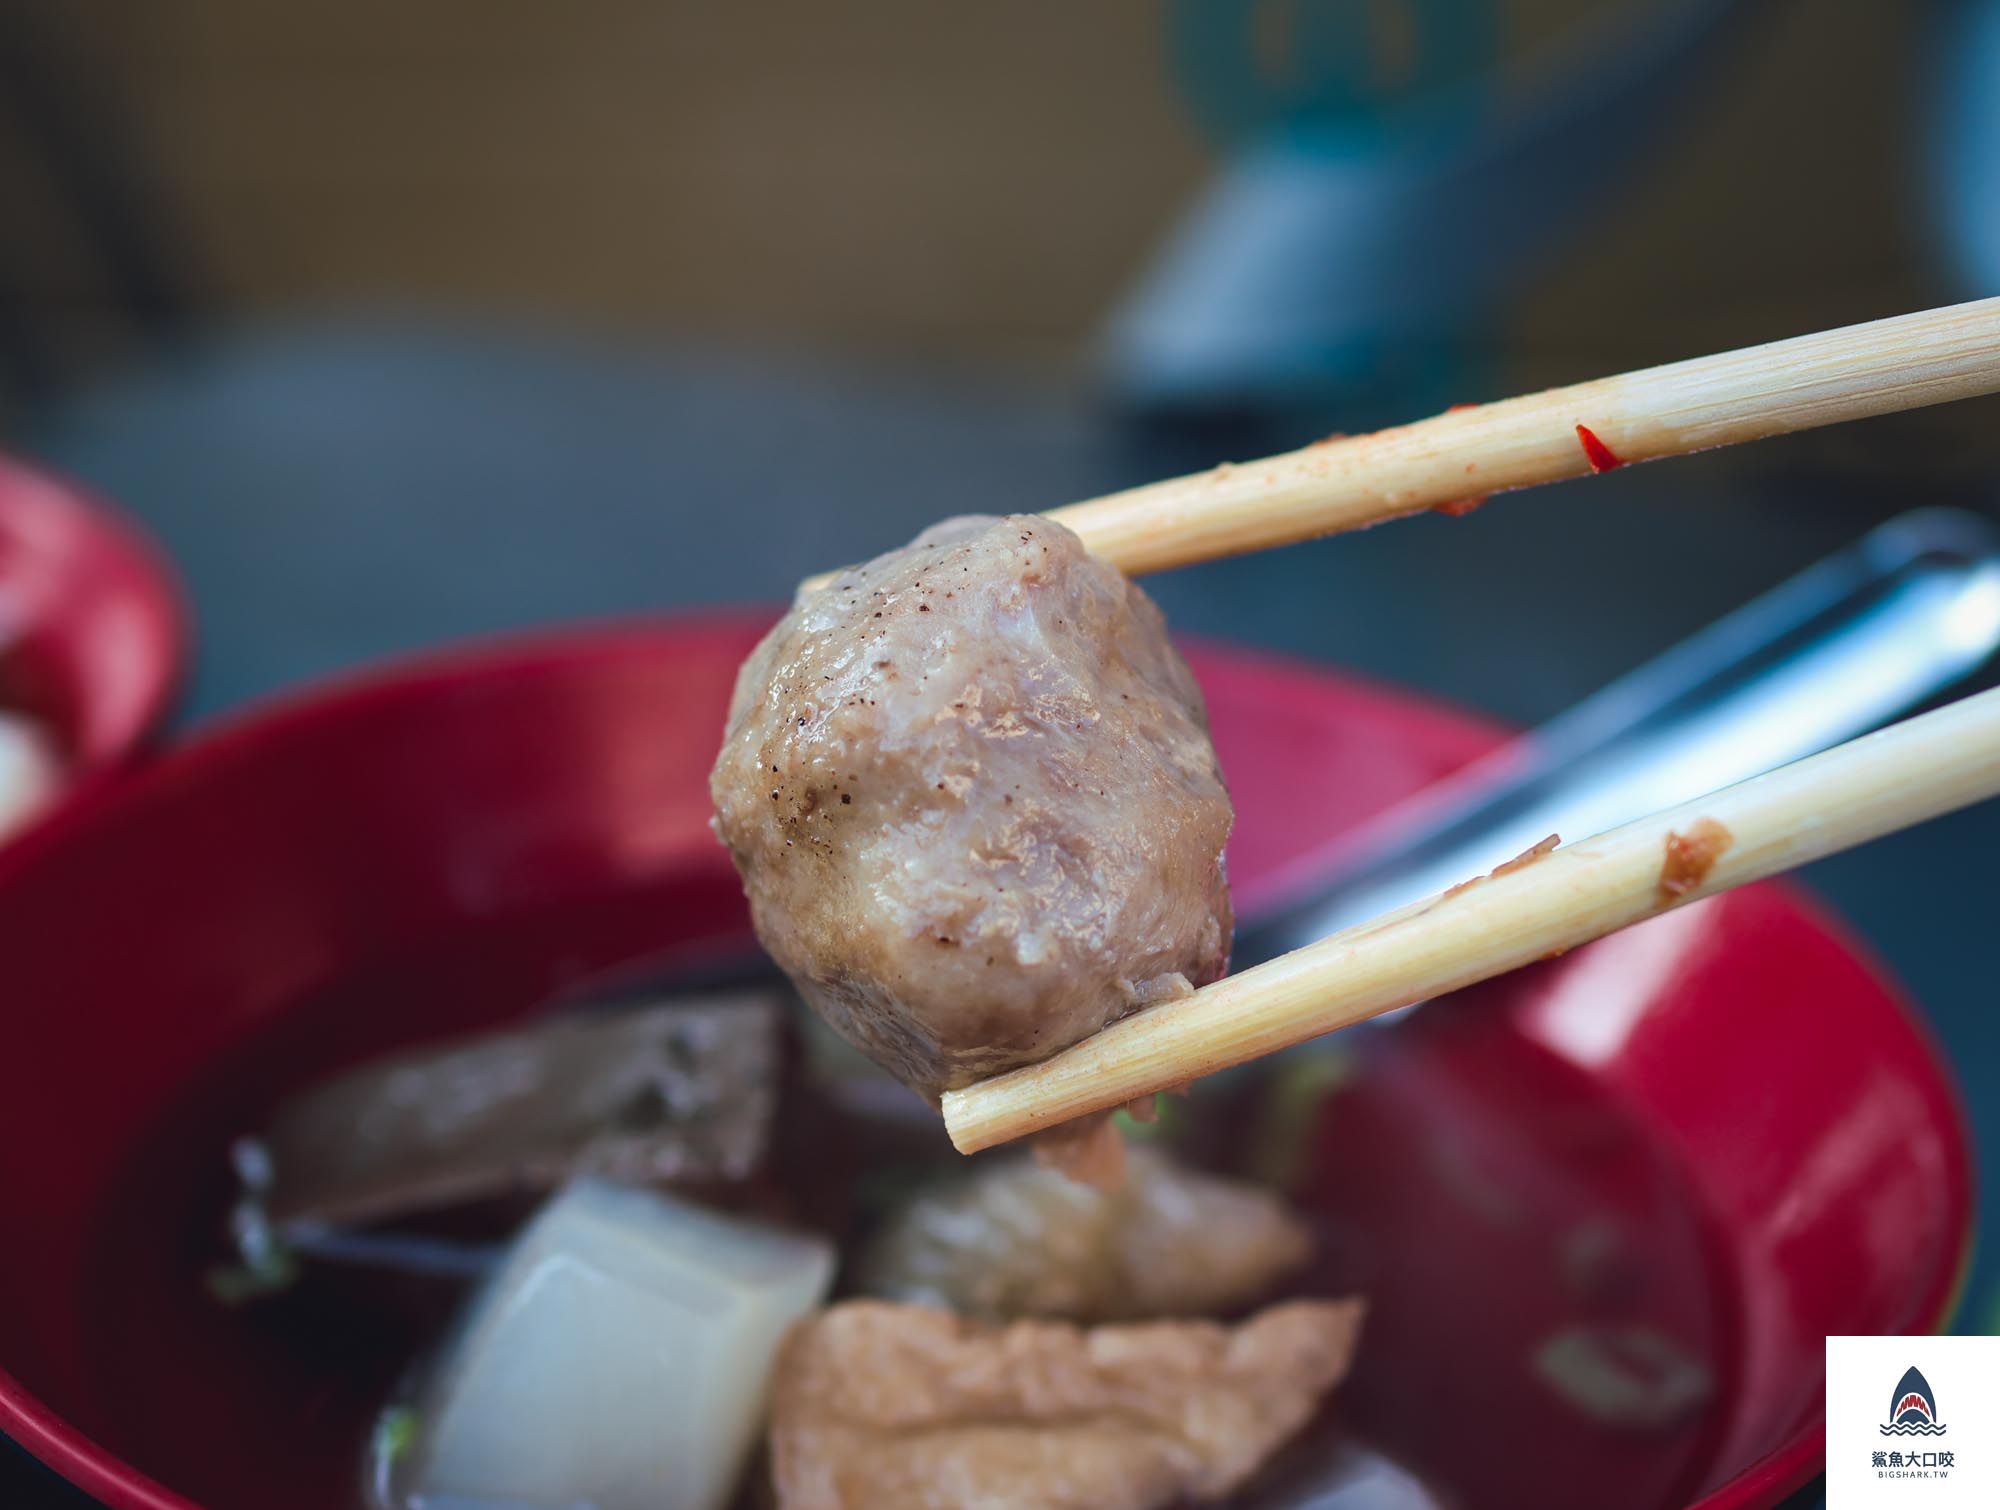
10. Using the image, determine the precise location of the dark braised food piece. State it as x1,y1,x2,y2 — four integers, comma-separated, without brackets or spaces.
710,514,1234,1101
240,991,780,1236
769,1298,1364,1510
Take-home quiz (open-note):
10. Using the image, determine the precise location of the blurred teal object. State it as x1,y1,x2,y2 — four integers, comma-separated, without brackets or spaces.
1171,0,1496,140
1928,0,2000,295
1107,0,1749,419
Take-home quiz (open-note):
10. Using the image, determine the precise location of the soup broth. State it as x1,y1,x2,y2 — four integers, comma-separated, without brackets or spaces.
78,917,1737,1510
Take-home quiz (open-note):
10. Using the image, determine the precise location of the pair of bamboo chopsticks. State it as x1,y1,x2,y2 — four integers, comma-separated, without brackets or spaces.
828,298,2000,1153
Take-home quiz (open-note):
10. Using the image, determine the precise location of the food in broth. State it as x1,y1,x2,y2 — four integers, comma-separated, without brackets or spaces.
857,1143,1312,1323
769,1297,1363,1510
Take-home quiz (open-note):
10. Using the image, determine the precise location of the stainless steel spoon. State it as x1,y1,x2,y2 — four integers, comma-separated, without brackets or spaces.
1235,507,2000,965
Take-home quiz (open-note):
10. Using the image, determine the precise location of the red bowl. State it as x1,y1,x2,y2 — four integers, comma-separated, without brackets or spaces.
0,615,1970,1510
0,453,186,789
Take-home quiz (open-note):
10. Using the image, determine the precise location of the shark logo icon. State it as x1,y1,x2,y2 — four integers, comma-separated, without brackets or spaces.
1881,1365,1947,1436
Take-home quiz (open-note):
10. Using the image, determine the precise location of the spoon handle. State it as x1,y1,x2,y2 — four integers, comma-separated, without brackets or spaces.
1236,508,2000,963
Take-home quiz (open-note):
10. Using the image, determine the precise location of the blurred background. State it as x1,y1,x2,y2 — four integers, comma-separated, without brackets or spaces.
4,2,1994,422
1,1,1997,1503
1,0,1995,675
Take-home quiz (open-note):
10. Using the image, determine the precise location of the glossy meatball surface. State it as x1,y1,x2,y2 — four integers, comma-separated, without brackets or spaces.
710,514,1233,1098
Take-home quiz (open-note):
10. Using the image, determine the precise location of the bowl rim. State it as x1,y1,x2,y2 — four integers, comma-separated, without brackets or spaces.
0,612,1972,1510
1677,887,1975,1510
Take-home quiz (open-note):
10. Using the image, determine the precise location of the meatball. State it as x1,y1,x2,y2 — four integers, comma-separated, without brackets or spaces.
710,514,1233,1099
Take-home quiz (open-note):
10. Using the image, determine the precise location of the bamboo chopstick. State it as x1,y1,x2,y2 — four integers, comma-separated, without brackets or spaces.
803,299,2000,592
941,680,2000,1154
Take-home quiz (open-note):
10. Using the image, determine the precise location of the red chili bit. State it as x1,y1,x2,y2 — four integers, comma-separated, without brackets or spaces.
1446,402,1479,413
1575,423,1626,473
1432,494,1489,518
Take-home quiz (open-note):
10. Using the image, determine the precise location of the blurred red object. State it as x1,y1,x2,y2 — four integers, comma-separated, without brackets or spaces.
0,619,1969,1510
0,453,185,780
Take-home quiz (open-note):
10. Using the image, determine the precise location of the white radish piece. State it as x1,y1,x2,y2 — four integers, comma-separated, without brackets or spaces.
395,1180,834,1510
